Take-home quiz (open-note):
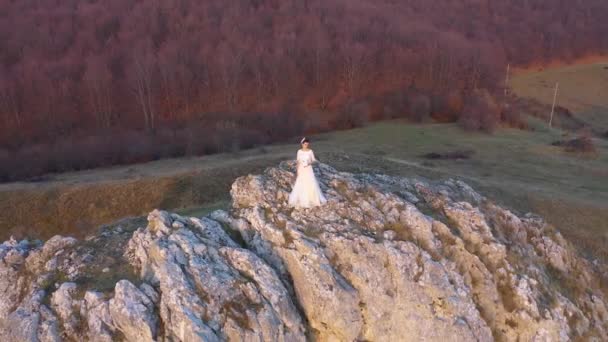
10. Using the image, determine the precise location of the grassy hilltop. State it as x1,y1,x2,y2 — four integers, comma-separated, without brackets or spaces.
2,118,607,261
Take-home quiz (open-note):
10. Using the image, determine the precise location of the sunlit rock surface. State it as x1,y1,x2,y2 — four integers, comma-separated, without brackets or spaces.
0,161,606,341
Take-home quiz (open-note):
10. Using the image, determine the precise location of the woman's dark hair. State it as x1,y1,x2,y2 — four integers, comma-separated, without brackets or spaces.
300,137,310,144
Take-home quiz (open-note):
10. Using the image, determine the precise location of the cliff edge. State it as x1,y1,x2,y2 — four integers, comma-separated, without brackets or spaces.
1,162,606,341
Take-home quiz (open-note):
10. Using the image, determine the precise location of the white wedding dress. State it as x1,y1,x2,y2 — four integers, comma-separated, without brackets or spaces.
288,149,327,208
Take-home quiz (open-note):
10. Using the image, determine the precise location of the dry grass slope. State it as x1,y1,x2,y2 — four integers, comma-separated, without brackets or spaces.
1,120,607,263
511,61,608,131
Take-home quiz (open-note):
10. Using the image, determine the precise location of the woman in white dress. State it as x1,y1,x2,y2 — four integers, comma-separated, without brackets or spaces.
288,137,327,208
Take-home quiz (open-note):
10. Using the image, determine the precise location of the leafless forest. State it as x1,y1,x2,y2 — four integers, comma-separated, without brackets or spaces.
1,0,607,180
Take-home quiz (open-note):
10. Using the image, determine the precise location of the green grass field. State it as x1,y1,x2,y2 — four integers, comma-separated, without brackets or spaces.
316,122,608,261
511,61,608,131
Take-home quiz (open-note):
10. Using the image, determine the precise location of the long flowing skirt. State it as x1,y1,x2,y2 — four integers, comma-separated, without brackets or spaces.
288,165,327,208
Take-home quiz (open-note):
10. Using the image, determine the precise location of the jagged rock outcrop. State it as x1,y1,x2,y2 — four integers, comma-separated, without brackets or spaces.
0,161,606,341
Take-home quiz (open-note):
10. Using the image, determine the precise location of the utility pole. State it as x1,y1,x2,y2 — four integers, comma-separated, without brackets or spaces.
549,82,559,128
504,63,510,96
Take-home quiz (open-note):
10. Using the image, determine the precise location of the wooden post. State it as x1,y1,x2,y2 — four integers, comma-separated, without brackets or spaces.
549,82,559,127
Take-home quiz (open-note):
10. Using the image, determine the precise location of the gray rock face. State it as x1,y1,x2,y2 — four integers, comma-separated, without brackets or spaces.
0,161,606,341
109,280,158,342
124,210,305,341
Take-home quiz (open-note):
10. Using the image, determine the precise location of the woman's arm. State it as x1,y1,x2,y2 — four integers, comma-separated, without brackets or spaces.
311,150,318,163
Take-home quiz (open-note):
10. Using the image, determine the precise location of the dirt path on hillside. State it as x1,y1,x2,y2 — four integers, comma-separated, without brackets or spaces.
0,149,294,240
0,148,294,192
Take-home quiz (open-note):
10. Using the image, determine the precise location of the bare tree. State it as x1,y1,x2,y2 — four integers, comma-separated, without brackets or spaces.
218,49,244,111
312,25,330,88
504,63,510,96
0,80,24,128
466,51,482,94
130,50,157,131
342,43,368,100
250,51,267,102
158,60,178,121
267,53,285,100
84,56,113,128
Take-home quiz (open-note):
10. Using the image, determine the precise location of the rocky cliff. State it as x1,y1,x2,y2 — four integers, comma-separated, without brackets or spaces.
1,162,606,341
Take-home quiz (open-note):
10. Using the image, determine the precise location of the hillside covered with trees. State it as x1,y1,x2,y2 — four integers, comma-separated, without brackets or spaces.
1,0,607,180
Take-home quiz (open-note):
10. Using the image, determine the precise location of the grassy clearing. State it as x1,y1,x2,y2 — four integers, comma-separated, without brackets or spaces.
313,121,608,261
316,122,608,201
511,61,608,131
